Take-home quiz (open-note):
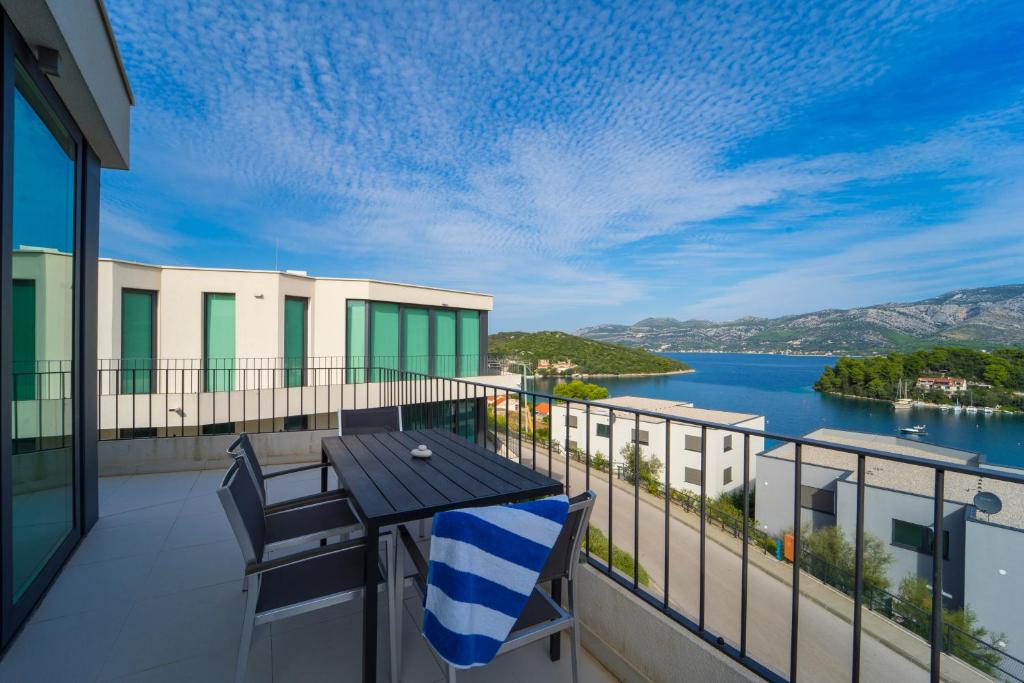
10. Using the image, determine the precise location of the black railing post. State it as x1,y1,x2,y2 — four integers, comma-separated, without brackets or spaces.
931,469,945,682
664,419,672,610
585,403,591,559
699,424,707,631
791,443,803,683
853,453,866,681
633,412,640,589
741,432,750,658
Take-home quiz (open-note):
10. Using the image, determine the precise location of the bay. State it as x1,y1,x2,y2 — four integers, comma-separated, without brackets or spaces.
531,352,1024,468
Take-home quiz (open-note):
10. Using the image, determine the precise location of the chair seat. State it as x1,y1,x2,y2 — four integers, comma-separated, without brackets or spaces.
511,586,564,632
257,546,382,614
265,497,361,545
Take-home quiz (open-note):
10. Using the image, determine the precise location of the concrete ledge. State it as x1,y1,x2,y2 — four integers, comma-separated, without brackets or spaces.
98,429,332,475
576,564,761,683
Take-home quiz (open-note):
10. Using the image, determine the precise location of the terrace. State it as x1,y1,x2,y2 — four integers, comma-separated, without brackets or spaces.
7,363,1024,682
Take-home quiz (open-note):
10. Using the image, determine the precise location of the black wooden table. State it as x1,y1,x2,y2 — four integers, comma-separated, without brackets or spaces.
321,428,564,683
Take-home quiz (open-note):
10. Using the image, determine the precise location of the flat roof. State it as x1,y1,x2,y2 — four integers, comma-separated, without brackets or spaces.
98,257,492,298
765,428,1023,530
567,395,762,427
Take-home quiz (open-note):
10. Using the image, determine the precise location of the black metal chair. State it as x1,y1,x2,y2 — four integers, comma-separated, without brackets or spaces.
218,460,406,683
399,490,596,683
228,433,345,514
338,406,403,436
224,459,363,554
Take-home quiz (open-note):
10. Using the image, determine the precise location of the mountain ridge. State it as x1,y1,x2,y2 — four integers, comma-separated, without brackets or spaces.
577,284,1024,354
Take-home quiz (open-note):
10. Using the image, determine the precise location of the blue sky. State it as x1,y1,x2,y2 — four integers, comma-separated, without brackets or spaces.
102,1,1024,332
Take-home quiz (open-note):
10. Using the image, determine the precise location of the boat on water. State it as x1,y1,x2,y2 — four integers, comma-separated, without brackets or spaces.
966,405,979,414
982,407,995,415
953,401,963,414
900,424,927,434
893,380,913,409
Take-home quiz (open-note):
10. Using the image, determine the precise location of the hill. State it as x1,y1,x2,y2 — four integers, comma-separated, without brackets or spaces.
489,331,689,375
578,284,1024,355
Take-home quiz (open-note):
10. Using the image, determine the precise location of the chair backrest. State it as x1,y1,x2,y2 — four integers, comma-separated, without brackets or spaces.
227,433,266,504
537,490,596,584
217,460,266,565
338,406,403,436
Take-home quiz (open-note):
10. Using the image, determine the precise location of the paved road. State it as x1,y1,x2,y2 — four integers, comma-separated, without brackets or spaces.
507,441,931,683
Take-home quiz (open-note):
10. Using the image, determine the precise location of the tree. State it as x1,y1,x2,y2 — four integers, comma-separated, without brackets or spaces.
896,576,1005,675
552,379,609,401
800,525,891,597
619,442,662,488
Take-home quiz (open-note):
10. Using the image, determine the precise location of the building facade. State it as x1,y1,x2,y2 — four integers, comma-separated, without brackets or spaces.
551,396,764,498
915,376,968,394
0,0,132,646
757,428,1023,659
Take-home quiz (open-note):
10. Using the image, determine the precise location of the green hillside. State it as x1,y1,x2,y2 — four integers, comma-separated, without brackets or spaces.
489,331,689,375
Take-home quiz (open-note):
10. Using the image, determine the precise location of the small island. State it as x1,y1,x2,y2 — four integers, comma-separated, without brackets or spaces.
489,331,691,377
813,347,1024,412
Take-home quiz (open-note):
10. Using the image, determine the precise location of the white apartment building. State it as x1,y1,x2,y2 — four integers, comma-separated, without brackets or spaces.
94,258,515,438
551,396,764,498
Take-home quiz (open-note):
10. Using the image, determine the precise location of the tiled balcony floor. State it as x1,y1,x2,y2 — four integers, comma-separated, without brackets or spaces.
0,466,617,682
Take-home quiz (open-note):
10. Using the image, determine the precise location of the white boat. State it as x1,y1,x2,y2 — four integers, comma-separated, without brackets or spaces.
893,380,913,409
953,401,963,414
982,407,995,415
965,405,979,414
900,424,927,434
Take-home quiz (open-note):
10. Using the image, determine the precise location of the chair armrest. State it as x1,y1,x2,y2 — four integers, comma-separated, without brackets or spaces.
245,537,366,576
398,524,429,595
264,488,349,515
262,462,332,479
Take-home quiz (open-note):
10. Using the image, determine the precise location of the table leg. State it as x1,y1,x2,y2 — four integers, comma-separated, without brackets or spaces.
363,523,380,683
321,446,329,494
549,578,562,661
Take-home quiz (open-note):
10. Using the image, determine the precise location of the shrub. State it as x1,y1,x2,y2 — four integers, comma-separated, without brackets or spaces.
583,524,650,586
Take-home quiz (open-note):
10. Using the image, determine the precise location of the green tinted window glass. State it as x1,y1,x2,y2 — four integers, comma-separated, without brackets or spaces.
346,300,366,383
402,308,429,375
434,310,456,377
11,64,76,602
121,290,154,394
13,280,36,400
284,297,306,387
204,294,235,391
458,310,480,377
370,302,399,381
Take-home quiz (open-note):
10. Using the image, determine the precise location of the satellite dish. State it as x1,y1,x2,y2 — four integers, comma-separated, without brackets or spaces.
974,491,1002,515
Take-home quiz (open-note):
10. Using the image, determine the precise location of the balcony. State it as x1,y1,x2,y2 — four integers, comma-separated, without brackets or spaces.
6,363,1024,682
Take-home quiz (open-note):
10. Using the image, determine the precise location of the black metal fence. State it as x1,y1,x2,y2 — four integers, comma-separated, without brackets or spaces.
80,359,1024,682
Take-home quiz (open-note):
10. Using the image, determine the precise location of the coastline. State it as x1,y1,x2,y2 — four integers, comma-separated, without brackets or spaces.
579,369,695,378
819,390,1021,415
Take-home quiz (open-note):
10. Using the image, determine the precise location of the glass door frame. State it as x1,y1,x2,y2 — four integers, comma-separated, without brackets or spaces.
0,13,101,648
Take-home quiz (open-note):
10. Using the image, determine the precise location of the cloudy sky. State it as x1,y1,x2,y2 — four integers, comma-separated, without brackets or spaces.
103,0,1024,332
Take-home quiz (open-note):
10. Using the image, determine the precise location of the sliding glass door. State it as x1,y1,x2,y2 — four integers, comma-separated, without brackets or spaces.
9,61,76,606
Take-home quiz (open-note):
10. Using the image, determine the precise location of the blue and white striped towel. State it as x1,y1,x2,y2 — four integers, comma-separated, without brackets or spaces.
422,495,569,668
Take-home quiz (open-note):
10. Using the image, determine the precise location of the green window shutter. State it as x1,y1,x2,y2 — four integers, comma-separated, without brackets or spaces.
121,290,154,394
402,308,429,375
284,297,306,388
346,300,367,383
434,310,456,378
370,303,399,382
204,294,235,391
12,280,36,401
458,310,480,377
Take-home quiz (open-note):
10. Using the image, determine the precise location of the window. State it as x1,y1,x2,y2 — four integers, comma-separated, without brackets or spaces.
568,440,578,451
121,290,156,394
685,467,702,485
346,300,367,383
204,293,235,391
369,302,399,381
201,422,236,435
402,307,430,375
284,297,307,387
596,423,610,438
801,485,835,515
10,63,77,602
434,309,457,377
458,309,480,377
568,415,578,428
684,434,703,452
631,428,650,445
723,467,733,485
724,434,733,452
891,519,950,559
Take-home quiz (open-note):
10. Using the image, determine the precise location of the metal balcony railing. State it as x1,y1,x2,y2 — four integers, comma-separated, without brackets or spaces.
14,357,1019,681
